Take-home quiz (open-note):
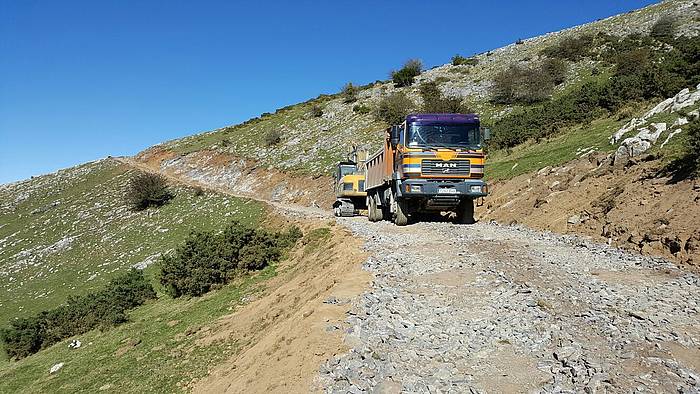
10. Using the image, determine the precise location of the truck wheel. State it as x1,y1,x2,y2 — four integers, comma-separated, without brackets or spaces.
455,198,475,224
368,194,379,222
394,199,409,226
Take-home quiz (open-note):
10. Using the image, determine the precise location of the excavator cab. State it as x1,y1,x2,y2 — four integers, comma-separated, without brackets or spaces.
333,148,367,217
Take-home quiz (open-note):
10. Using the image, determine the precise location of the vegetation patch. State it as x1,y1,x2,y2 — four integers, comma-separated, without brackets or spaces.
419,81,469,114
126,172,173,211
491,58,567,105
341,83,359,103
391,59,423,88
159,222,302,298
1,270,155,360
375,92,415,125
491,34,700,150
451,55,478,66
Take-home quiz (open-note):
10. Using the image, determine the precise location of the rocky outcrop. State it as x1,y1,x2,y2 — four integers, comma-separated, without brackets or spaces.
612,84,700,164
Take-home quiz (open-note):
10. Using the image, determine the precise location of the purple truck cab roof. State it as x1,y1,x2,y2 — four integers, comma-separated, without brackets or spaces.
405,113,479,124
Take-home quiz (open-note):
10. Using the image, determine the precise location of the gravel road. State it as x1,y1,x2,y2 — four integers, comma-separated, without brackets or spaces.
319,218,700,393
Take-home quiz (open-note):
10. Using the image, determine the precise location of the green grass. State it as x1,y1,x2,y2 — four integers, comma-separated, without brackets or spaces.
302,227,332,254
486,116,624,181
0,159,266,360
0,264,277,393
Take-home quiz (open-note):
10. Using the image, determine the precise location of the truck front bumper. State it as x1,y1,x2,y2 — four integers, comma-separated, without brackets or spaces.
397,179,488,198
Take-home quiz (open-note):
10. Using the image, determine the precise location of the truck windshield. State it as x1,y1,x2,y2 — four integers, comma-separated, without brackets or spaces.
407,123,480,148
339,164,357,176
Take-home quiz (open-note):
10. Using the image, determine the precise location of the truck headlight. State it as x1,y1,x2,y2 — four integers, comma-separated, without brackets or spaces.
410,185,422,192
470,185,482,193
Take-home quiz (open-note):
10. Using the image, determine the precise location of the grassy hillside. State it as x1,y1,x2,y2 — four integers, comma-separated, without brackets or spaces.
0,159,265,351
151,0,695,180
0,264,276,393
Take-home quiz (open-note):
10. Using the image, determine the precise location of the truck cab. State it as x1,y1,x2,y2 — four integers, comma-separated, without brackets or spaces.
364,113,489,225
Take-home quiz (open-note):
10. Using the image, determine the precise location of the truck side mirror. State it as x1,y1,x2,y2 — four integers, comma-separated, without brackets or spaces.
390,126,400,147
483,128,492,141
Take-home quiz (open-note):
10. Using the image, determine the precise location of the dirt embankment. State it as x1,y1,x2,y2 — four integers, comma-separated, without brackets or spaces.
479,153,700,272
185,219,370,393
134,146,336,209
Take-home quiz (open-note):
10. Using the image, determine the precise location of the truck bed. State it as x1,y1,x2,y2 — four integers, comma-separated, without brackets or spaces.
364,145,391,191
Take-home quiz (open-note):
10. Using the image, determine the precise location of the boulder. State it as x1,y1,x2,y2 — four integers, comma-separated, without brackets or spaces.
672,117,689,128
567,215,581,225
614,137,651,163
49,362,64,374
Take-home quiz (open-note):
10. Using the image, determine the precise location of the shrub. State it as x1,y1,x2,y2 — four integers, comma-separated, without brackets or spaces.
353,104,371,114
126,172,173,211
374,92,415,125
159,222,302,298
541,58,567,85
451,55,479,67
0,269,155,360
341,83,359,103
310,105,323,118
264,129,282,146
542,34,595,61
492,64,552,104
688,119,700,176
452,55,479,66
490,34,700,150
391,59,423,87
650,15,676,39
419,81,468,113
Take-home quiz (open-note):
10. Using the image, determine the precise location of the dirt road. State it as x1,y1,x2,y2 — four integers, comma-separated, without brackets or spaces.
319,218,700,393
120,155,699,392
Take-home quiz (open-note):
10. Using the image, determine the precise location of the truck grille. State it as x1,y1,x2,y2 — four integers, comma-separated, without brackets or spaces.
420,160,470,176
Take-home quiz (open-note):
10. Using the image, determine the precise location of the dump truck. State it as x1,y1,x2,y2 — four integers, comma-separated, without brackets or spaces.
364,113,489,225
332,147,367,217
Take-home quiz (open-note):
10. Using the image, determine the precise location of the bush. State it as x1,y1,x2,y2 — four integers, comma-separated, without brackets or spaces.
542,34,595,61
374,92,415,125
1,269,155,360
159,222,302,298
353,104,371,114
310,105,323,118
419,81,468,113
491,34,700,150
688,119,700,176
126,172,173,211
452,55,478,67
391,59,423,87
264,129,282,146
341,83,359,103
492,63,556,104
651,15,676,39
541,58,567,85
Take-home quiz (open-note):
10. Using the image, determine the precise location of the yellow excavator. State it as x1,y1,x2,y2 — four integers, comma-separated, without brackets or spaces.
333,147,367,217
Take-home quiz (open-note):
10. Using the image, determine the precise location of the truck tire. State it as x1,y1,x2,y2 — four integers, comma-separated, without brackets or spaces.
455,198,475,224
394,199,409,226
368,194,380,222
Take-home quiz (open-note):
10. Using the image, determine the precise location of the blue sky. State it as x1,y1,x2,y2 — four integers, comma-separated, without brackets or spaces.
0,0,658,184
